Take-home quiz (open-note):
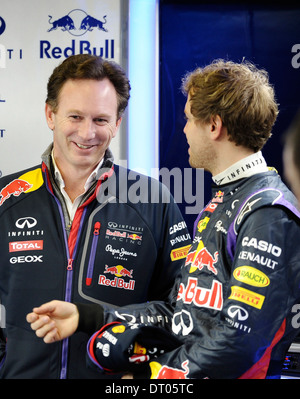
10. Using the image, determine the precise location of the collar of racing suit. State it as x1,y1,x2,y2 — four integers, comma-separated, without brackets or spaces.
212,151,269,185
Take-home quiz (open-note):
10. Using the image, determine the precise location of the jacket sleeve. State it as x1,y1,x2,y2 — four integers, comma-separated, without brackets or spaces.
140,206,300,379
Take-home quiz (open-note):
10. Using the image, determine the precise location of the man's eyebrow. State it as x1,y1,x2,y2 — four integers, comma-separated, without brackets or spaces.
67,109,83,115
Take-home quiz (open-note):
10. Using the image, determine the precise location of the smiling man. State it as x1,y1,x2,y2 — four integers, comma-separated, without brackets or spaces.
46,78,122,206
0,55,190,379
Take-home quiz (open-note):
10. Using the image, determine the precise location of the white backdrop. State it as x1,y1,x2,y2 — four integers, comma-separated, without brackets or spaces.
0,0,127,178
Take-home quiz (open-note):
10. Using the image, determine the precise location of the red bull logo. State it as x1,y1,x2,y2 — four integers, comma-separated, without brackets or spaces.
47,10,108,36
104,264,133,278
212,190,224,203
0,179,32,206
177,277,223,311
127,233,142,241
99,265,135,290
185,246,218,275
42,9,115,60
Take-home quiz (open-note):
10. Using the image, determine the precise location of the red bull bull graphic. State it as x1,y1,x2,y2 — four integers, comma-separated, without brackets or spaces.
126,233,142,241
0,179,32,206
99,265,135,290
150,360,190,379
48,15,75,33
47,10,108,35
185,245,218,275
104,264,133,278
81,15,108,32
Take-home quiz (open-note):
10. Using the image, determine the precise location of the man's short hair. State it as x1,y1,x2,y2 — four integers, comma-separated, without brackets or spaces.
182,59,279,152
46,54,131,119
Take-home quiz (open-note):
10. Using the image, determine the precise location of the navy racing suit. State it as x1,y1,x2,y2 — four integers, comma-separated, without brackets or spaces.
87,168,300,379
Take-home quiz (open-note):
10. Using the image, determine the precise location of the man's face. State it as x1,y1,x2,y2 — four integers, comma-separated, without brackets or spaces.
45,78,121,174
183,94,216,171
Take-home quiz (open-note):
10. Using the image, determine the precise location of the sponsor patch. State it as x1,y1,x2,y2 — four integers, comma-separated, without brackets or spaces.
177,277,223,310
233,266,270,287
9,240,43,252
170,245,191,261
197,217,210,232
229,286,265,309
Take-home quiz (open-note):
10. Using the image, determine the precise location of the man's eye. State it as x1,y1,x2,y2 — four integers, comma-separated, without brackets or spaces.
95,118,108,124
70,115,81,120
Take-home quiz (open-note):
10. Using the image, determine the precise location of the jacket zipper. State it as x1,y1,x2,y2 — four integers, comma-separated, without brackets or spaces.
60,207,87,379
86,222,101,286
42,164,106,378
49,190,86,379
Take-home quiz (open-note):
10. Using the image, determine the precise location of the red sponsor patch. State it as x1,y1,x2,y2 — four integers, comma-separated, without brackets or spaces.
9,240,43,252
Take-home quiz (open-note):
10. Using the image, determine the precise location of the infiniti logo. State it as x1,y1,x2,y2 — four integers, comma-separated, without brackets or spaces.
15,217,37,229
172,310,193,336
107,221,118,228
228,305,249,321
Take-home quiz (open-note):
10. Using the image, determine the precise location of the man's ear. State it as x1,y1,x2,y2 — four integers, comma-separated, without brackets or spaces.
45,103,55,130
112,117,122,138
211,115,223,139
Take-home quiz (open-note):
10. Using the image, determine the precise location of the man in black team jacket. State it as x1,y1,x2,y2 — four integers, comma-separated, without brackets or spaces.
28,60,300,379
0,55,191,379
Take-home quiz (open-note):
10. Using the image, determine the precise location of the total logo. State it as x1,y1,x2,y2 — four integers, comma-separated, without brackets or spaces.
9,240,43,252
98,264,135,291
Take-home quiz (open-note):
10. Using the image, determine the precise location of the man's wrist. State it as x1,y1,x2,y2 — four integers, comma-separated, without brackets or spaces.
75,303,104,335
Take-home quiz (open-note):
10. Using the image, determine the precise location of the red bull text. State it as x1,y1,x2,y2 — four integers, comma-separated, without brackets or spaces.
177,277,223,311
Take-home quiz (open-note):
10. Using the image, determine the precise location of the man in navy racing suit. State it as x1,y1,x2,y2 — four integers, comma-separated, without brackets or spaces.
27,59,300,379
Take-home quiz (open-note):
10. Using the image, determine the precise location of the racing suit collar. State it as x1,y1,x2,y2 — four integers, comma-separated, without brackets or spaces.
212,151,268,185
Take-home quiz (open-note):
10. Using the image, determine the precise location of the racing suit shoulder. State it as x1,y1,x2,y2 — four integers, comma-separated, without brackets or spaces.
0,165,44,211
227,177,300,261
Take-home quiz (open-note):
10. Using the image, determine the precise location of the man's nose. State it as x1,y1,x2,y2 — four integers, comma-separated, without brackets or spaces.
78,118,96,140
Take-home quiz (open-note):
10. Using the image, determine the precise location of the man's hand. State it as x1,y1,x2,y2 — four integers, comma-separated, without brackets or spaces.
26,300,79,343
